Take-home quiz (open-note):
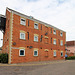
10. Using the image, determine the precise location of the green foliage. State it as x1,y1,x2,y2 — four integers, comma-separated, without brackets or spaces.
66,56,75,60
0,53,8,63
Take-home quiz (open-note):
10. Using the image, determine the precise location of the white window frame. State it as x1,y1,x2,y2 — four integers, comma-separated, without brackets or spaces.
61,51,63,57
60,40,63,46
19,49,25,56
20,18,26,25
54,51,56,56
53,29,56,35
60,32,63,37
34,50,38,56
34,35,38,42
34,23,38,29
20,32,25,40
53,39,56,45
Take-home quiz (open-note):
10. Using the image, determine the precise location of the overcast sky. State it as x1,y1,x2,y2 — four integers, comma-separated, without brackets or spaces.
0,0,75,47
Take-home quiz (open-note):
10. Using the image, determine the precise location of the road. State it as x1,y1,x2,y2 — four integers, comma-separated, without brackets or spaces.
0,60,75,75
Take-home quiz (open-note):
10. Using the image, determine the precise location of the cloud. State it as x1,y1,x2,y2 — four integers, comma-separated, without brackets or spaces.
0,0,75,46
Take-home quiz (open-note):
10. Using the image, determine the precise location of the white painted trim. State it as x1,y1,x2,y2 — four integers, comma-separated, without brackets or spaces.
33,50,38,56
19,49,25,56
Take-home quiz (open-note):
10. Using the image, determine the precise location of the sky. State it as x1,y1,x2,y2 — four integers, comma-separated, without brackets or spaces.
0,0,75,47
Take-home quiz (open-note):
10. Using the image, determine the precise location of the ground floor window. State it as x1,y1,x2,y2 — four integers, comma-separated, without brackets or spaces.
34,50,38,56
19,49,25,56
53,50,56,56
61,51,63,57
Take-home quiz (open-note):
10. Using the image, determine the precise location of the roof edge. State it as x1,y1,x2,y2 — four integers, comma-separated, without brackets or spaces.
6,7,66,32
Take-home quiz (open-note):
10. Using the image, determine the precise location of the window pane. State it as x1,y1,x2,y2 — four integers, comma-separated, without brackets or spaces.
54,51,56,56
20,33,25,39
53,40,56,44
53,30,56,34
34,36,38,41
61,41,63,46
60,32,63,36
34,51,37,55
34,23,38,29
61,52,63,56
20,50,24,55
21,19,25,25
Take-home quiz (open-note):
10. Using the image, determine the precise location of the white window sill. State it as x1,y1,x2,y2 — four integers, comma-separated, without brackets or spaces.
54,55,56,57
20,24,26,26
34,55,38,57
34,41,38,42
20,38,26,40
19,55,25,56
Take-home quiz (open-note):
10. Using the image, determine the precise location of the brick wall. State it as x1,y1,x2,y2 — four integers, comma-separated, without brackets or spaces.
2,8,66,64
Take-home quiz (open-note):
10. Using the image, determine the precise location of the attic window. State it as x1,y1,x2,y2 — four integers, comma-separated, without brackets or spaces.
53,29,56,35
20,18,26,25
60,32,63,36
34,23,38,29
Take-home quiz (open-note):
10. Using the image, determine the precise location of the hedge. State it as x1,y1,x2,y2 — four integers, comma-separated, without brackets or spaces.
66,56,75,60
0,53,8,63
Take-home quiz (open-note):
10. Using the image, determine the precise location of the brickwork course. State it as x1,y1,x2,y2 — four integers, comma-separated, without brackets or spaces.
2,7,66,64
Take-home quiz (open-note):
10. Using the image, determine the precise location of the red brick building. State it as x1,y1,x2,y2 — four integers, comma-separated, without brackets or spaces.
66,41,75,56
0,8,66,64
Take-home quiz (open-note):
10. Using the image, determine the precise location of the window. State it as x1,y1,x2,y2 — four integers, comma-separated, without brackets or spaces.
34,35,38,42
19,49,25,56
27,32,29,40
60,32,63,36
53,29,56,35
51,38,52,44
34,23,38,29
20,18,26,25
40,35,43,42
20,32,25,40
53,39,56,45
54,51,56,56
34,50,38,56
61,51,63,56
60,40,63,46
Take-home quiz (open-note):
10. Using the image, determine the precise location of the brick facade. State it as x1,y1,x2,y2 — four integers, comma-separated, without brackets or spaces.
66,41,75,56
2,8,66,64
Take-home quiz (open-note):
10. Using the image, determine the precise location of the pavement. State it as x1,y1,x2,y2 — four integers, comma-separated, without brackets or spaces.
0,60,75,75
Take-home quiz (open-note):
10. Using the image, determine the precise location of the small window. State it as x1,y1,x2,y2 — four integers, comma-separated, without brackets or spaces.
19,49,25,56
34,50,38,56
53,39,56,45
61,52,63,56
40,35,43,42
27,32,29,40
20,33,25,40
34,23,38,29
54,51,56,56
53,29,56,35
34,35,38,42
60,40,63,46
20,18,26,25
51,38,52,44
60,32,63,36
